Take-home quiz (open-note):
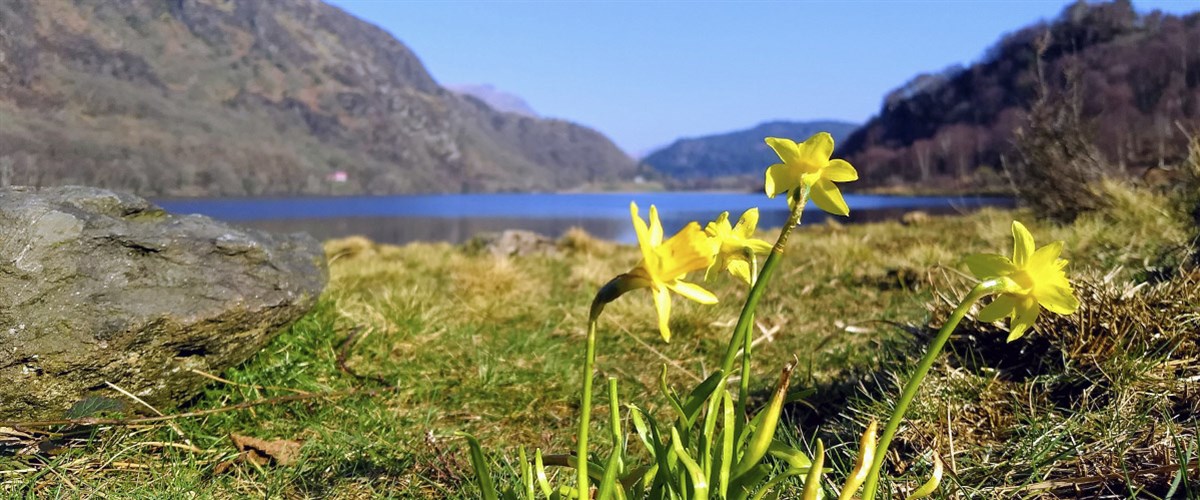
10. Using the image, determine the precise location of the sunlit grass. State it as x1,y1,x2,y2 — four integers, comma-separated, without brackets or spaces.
2,181,1195,497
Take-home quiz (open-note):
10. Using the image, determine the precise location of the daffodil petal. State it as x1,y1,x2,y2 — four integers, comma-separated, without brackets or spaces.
1028,241,1065,274
765,137,802,165
765,163,799,198
652,286,672,343
1007,295,1039,342
1011,221,1035,267
746,239,774,255
797,132,835,165
630,202,655,265
809,178,850,216
649,205,663,247
824,159,858,182
963,253,1017,279
726,260,752,285
734,208,759,238
705,211,731,238
977,294,1017,323
667,280,718,305
1038,282,1080,315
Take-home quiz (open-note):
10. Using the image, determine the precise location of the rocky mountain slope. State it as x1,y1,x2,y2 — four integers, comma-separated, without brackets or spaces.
0,0,635,196
840,1,1200,188
642,120,858,184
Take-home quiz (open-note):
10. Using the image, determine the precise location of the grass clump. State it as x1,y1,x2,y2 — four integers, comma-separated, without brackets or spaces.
898,270,1200,498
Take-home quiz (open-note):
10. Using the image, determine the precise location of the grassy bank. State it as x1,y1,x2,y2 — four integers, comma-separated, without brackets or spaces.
2,183,1196,498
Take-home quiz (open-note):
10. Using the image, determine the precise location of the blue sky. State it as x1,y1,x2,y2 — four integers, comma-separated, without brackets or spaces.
327,0,1197,156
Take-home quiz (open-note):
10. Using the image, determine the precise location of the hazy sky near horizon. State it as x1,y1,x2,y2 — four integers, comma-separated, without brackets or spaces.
327,0,1197,155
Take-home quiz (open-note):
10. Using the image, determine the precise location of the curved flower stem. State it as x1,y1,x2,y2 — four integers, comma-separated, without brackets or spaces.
577,316,599,495
720,188,809,397
579,274,644,495
860,279,1005,499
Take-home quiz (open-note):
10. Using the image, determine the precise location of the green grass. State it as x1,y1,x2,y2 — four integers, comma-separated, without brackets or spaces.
2,183,1196,498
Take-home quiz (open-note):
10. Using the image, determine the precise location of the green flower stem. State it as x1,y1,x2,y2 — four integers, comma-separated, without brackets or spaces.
736,310,754,420
736,251,761,418
577,316,599,495
720,187,809,383
860,279,1004,499
581,275,642,496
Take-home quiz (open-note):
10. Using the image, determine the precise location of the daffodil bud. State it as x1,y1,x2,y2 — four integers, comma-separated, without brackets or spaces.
839,419,878,500
801,439,825,500
905,453,944,500
731,362,793,479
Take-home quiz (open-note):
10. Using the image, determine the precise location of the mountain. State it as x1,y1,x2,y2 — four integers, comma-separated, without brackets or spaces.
642,121,859,180
448,84,539,117
0,0,635,196
840,0,1200,189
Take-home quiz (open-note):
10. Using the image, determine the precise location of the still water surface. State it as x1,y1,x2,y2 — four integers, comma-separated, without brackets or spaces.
156,192,1013,245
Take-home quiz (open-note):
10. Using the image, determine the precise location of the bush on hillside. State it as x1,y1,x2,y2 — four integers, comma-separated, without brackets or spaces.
1011,36,1108,223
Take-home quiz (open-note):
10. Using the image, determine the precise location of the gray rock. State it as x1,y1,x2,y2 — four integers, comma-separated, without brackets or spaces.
467,229,559,258
901,210,931,226
0,186,326,420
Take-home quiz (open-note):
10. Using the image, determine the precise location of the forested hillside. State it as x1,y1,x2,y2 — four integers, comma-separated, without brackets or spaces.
841,0,1200,189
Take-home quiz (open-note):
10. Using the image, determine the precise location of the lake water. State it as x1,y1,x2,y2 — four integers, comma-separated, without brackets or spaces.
156,192,1013,245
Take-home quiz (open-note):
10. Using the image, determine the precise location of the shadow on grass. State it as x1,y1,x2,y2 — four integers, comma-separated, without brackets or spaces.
778,269,1200,497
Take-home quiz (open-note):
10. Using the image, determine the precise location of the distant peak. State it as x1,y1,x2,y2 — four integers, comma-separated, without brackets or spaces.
448,83,539,118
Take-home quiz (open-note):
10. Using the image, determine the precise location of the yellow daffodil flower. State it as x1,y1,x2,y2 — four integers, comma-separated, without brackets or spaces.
704,208,774,285
627,202,718,342
764,132,859,216
964,221,1080,342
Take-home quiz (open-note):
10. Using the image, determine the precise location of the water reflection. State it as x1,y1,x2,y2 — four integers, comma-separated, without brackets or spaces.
232,203,1008,245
